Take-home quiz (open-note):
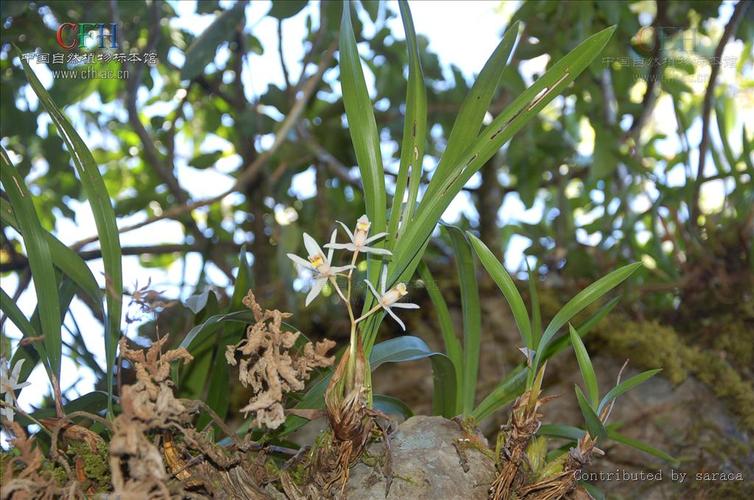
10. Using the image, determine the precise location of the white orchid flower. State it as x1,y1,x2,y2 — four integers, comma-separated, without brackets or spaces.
0,358,31,422
364,268,419,331
325,215,391,256
287,230,354,306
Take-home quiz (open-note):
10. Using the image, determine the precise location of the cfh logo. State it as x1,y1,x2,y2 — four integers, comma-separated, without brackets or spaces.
55,23,118,50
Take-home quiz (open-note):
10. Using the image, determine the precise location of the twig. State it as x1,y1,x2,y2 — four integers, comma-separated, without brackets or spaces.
626,1,667,140
690,0,749,223
70,42,337,250
1,242,242,272
277,19,291,90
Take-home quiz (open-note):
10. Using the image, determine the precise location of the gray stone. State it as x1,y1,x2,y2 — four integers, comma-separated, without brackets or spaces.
346,416,496,499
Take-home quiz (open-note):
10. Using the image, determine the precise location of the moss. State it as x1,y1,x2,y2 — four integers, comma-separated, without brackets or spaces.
40,460,68,485
596,319,754,433
686,349,754,431
596,320,688,384
711,318,754,373
68,441,111,492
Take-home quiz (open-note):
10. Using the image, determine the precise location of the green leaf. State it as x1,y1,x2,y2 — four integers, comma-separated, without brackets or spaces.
472,365,527,421
445,226,481,415
1,148,61,379
369,335,439,369
268,0,307,19
430,21,520,184
542,296,620,360
181,1,247,80
579,481,606,500
742,125,754,172
467,232,532,349
538,424,586,441
417,261,463,411
388,0,427,243
598,369,661,414
1,198,103,312
532,262,640,381
17,52,123,414
12,276,77,383
198,345,230,428
180,310,254,351
373,394,414,419
0,288,38,340
386,26,616,298
569,324,599,407
229,245,252,311
189,150,224,169
575,385,607,442
472,296,620,422
28,391,110,420
278,371,331,437
1,287,44,385
607,429,678,465
339,1,387,266
527,261,542,347
715,101,737,171
369,336,457,418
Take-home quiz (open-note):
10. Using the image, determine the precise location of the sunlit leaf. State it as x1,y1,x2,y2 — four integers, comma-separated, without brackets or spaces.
569,324,599,407
17,51,123,414
1,148,61,379
445,226,481,415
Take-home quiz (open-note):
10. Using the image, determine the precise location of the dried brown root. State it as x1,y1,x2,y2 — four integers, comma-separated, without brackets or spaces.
489,391,548,500
516,432,602,500
108,336,195,498
226,290,336,430
282,339,393,499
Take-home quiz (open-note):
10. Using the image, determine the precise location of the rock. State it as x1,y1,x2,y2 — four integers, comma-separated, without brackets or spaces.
346,416,496,499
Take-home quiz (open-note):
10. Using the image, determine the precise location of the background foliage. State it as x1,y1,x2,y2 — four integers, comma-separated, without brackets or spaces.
1,0,752,467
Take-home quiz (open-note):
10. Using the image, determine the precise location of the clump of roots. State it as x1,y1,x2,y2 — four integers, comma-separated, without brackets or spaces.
282,340,392,499
516,434,602,500
489,389,549,500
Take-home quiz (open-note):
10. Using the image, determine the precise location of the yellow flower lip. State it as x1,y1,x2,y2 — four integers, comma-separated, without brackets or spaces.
356,217,371,233
395,283,408,296
308,253,325,268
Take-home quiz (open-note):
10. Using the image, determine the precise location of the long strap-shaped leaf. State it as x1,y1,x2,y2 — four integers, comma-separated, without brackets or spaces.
339,2,386,285
0,287,48,383
11,276,77,383
531,261,640,381
16,50,123,413
473,294,621,421
569,324,599,407
361,26,616,356
467,232,532,349
387,0,427,243
427,21,520,194
386,26,617,316
417,261,462,411
1,148,61,379
444,226,481,415
1,198,103,312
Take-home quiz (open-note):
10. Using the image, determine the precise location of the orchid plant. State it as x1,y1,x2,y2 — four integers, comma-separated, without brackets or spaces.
287,215,419,396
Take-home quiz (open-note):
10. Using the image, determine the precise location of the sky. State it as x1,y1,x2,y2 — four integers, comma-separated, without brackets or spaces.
1,0,749,415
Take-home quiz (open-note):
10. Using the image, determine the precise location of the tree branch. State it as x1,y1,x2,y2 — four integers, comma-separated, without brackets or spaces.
70,41,337,250
691,0,749,223
626,0,667,140
0,242,242,273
